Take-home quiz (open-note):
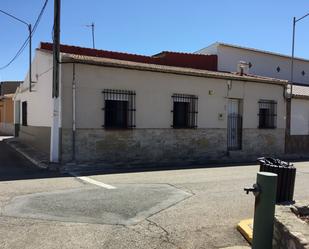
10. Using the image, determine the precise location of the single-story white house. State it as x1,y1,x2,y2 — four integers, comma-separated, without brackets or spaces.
13,42,288,169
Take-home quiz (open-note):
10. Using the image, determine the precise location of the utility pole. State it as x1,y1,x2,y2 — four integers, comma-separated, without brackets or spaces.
50,0,61,163
86,22,95,49
28,24,32,92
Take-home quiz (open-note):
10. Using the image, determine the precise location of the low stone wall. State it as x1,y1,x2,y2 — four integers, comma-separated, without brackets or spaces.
61,128,285,167
19,125,51,154
273,203,309,249
229,128,285,161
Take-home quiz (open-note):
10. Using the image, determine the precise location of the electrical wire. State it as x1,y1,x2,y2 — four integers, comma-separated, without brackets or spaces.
0,0,49,70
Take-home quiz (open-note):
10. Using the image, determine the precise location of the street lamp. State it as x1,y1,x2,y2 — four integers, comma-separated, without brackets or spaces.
0,10,32,92
86,22,95,49
290,13,309,96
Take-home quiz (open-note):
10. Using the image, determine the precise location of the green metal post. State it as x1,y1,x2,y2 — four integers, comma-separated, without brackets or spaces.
252,172,277,249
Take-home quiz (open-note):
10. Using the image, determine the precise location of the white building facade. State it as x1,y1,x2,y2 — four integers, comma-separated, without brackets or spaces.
14,44,288,169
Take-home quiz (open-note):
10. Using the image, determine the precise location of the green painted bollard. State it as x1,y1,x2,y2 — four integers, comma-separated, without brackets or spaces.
245,172,277,249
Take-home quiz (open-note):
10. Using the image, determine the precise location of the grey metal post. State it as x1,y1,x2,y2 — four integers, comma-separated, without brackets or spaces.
91,22,95,49
290,17,296,97
290,13,309,98
252,172,277,249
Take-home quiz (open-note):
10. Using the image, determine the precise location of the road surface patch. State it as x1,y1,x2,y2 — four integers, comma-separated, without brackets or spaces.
2,184,191,225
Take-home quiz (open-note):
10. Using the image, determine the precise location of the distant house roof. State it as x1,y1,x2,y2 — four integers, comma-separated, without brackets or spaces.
292,84,309,99
40,42,218,71
0,81,22,96
197,42,309,62
61,53,287,85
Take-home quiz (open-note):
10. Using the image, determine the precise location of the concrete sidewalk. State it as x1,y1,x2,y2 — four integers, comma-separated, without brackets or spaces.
5,138,51,170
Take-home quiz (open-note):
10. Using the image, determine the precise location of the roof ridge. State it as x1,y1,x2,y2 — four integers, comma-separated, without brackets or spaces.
40,42,153,59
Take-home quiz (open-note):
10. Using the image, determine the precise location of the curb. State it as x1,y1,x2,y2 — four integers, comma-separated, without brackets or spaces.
237,218,253,244
5,139,49,170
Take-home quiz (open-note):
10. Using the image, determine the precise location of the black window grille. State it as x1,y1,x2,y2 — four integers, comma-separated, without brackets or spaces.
172,94,198,128
258,100,277,129
22,101,27,126
102,89,136,129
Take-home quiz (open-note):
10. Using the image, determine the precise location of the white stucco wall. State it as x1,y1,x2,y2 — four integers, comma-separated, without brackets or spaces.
14,50,53,127
198,44,309,85
61,62,286,130
291,98,309,135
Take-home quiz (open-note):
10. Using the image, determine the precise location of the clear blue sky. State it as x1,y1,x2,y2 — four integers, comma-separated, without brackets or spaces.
0,0,308,81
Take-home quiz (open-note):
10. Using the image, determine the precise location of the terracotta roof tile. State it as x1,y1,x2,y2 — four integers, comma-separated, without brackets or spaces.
40,42,217,71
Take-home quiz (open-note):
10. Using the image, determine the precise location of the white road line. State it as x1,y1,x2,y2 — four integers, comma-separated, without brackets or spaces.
70,173,116,189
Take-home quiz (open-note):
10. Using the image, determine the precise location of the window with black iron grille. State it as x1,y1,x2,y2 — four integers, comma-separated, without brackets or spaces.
258,100,277,129
22,101,27,126
102,89,136,129
172,94,198,128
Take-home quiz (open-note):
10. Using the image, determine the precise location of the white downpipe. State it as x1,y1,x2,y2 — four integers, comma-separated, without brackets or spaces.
50,97,60,162
72,63,76,161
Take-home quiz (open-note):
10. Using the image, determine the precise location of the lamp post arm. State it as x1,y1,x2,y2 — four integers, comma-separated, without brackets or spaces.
0,9,32,91
296,13,309,23
0,9,29,27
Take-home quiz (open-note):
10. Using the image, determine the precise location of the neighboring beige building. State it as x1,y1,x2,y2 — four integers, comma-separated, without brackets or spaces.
196,42,309,85
0,81,21,135
14,43,288,169
197,42,309,154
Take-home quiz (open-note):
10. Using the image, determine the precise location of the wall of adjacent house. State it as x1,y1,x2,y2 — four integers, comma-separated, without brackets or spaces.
0,97,14,134
199,45,309,85
60,62,286,165
285,98,309,155
13,50,53,153
291,98,309,135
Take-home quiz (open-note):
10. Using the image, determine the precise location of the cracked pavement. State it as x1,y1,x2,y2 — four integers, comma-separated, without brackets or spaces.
1,136,309,249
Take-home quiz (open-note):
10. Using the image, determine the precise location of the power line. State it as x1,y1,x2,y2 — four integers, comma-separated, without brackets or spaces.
0,0,49,70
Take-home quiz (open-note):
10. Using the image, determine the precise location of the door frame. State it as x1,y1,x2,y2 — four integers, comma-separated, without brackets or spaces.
227,98,243,151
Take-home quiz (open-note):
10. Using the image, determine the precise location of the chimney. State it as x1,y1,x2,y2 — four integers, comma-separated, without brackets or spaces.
237,61,249,76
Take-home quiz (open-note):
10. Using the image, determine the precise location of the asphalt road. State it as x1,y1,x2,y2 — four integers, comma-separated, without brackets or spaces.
0,136,308,249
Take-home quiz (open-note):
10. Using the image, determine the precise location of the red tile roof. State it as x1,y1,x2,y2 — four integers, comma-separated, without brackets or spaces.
40,42,217,71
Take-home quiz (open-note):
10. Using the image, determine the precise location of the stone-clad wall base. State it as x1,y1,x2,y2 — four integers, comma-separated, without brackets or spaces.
61,128,227,165
229,128,286,161
62,128,285,168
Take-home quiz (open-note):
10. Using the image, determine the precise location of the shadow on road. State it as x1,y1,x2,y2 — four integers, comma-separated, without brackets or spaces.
5,135,307,182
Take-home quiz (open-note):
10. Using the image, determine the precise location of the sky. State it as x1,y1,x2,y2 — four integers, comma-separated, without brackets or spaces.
0,0,308,81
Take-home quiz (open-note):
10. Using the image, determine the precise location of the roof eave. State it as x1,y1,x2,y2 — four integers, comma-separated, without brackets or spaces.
62,55,287,86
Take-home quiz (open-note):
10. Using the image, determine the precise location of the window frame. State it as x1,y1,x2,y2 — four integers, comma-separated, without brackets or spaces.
171,93,198,129
258,100,277,129
102,89,136,129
